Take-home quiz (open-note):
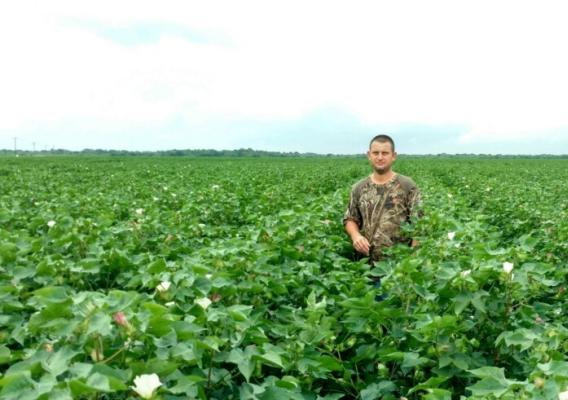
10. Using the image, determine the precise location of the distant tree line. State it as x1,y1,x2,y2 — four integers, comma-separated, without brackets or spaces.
0,148,347,157
0,148,566,158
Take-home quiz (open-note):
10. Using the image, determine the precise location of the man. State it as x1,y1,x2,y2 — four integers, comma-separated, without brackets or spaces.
344,135,421,262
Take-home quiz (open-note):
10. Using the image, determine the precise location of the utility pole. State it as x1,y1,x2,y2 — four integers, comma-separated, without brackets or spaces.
13,137,17,152
33,142,36,152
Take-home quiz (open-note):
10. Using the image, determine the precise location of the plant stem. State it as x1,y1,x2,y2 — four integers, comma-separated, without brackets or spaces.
207,349,214,390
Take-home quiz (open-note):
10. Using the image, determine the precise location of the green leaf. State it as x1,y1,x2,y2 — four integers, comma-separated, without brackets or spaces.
451,353,470,370
85,372,112,392
360,381,397,400
91,364,129,391
276,376,300,390
197,336,226,352
130,359,178,376
467,377,509,397
147,258,167,273
454,292,471,315
259,385,304,400
317,394,345,400
314,355,343,372
30,286,69,305
0,345,11,364
86,312,113,337
68,362,93,379
468,366,507,381
538,360,568,377
169,375,203,397
498,329,539,351
0,371,35,398
408,376,449,394
401,352,430,372
466,366,520,397
227,304,253,322
257,351,284,369
0,243,18,263
471,291,488,314
68,380,98,397
227,347,258,382
147,316,175,337
171,342,199,363
47,388,73,400
423,388,452,400
41,346,80,377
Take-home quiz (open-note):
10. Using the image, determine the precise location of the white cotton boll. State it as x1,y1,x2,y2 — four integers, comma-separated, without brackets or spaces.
132,374,161,399
460,270,471,278
156,281,171,292
195,297,212,310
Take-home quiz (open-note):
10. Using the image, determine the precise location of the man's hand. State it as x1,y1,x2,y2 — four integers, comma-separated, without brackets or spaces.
345,220,371,256
352,234,370,256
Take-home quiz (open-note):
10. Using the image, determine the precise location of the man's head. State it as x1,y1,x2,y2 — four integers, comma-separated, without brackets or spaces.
367,134,397,175
369,134,395,152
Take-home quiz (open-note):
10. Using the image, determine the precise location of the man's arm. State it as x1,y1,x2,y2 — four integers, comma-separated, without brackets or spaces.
408,185,422,249
345,219,370,256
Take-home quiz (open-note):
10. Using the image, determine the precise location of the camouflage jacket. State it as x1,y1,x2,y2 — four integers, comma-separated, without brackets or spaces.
343,174,421,261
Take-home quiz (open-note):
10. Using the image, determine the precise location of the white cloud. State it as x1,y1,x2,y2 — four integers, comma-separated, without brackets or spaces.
1,1,568,152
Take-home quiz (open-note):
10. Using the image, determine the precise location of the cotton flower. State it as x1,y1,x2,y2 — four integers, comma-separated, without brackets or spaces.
135,208,144,215
113,312,129,327
460,270,471,278
210,293,222,302
156,281,171,292
211,184,220,190
447,231,456,240
195,297,212,310
47,220,56,228
132,374,161,399
447,193,453,198
503,262,514,274
559,390,568,400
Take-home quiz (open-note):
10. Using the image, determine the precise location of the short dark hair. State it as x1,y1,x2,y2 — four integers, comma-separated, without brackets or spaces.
369,134,395,152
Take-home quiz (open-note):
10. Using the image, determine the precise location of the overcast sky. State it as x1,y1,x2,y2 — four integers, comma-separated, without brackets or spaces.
1,1,567,154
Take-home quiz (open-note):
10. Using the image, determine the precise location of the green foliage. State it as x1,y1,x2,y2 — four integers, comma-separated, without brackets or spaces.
0,156,567,399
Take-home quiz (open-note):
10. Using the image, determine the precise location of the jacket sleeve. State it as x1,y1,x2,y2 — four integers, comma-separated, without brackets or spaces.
343,186,362,227
407,186,423,220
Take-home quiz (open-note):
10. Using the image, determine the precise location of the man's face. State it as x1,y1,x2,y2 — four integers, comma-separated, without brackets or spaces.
367,140,397,174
